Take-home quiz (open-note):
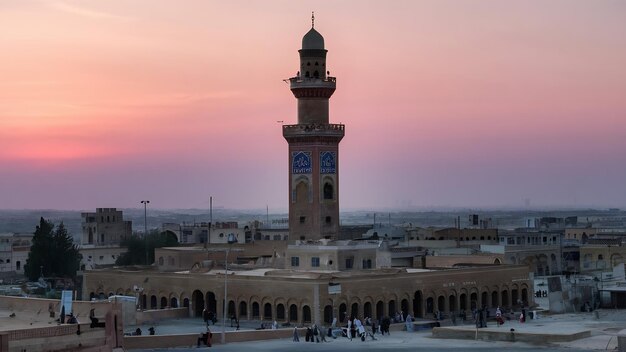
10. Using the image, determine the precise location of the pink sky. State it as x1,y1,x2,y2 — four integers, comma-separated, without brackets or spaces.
1,0,625,211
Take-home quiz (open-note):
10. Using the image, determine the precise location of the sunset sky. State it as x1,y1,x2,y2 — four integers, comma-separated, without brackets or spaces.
1,0,625,211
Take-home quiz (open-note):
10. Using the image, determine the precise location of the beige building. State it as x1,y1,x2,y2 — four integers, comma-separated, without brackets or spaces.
0,233,32,277
580,244,626,273
81,208,132,246
83,264,532,325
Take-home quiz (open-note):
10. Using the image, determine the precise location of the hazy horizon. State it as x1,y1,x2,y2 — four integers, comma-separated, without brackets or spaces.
2,1,625,210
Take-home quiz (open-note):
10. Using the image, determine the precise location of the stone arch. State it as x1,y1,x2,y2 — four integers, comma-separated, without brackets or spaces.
401,298,410,319
302,305,312,323
350,302,359,319
339,302,348,322
459,288,468,311
500,285,511,308
437,294,445,313
448,293,456,313
289,304,298,322
480,286,490,308
426,296,434,315
170,295,178,308
149,295,157,309
413,290,424,318
228,300,236,318
293,176,310,204
205,291,217,314
239,301,248,319
375,300,384,319
322,176,335,201
192,289,204,317
511,283,519,306
250,295,261,319
520,284,530,305
491,289,499,308
263,302,272,320
180,292,190,308
323,304,333,324
364,301,372,319
611,253,624,267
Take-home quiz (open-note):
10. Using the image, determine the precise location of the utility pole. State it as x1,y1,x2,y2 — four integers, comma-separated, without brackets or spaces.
141,200,150,265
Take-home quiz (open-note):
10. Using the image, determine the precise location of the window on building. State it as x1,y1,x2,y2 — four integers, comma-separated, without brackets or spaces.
291,257,300,267
99,256,104,260
325,216,331,224
345,258,353,269
300,216,306,224
311,257,320,267
324,183,333,200
362,259,372,269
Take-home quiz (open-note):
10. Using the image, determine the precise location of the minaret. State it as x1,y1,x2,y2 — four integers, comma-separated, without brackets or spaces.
283,15,344,241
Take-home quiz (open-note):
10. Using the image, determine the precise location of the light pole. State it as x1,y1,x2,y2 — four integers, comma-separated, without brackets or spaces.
222,233,238,344
141,200,150,265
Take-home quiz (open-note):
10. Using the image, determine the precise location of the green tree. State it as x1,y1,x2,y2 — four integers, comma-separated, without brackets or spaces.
24,218,81,281
115,229,178,266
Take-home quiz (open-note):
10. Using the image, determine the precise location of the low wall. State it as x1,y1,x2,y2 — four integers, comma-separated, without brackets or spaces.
0,295,113,321
432,327,591,344
0,295,125,352
124,328,307,349
135,307,188,325
618,329,626,352
7,324,107,352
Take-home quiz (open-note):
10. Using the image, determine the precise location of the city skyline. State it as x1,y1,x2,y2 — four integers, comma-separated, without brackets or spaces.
1,0,625,211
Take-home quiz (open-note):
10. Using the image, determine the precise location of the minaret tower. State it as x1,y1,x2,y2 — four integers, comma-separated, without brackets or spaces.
283,14,344,241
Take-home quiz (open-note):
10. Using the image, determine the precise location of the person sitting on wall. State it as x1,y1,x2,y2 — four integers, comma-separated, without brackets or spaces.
90,308,106,328
67,313,78,324
197,327,212,347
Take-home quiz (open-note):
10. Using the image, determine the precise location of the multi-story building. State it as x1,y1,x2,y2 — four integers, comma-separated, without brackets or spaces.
0,233,32,278
81,208,132,246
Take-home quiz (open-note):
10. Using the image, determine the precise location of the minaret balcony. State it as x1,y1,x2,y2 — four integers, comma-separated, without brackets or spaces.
282,123,345,138
289,76,336,90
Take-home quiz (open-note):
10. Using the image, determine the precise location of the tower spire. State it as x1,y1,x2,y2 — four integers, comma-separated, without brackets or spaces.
311,11,315,28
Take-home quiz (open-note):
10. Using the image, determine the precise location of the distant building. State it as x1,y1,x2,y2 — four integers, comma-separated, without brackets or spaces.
81,208,132,246
0,233,32,278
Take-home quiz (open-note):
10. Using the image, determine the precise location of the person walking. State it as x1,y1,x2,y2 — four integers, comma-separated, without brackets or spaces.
292,326,300,342
202,308,208,327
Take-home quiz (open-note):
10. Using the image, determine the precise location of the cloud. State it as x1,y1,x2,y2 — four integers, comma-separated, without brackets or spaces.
49,1,133,21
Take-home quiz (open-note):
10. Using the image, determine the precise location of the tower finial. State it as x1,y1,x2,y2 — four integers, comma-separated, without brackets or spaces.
311,11,315,28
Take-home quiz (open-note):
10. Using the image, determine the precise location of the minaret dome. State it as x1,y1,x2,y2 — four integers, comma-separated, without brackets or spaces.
302,28,325,50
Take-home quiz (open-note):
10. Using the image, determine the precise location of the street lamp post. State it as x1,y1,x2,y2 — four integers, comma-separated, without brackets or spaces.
222,233,238,344
141,200,150,265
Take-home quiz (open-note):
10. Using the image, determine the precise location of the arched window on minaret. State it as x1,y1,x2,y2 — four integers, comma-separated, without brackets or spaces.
314,71,320,78
323,182,334,200
295,180,309,203
305,71,310,78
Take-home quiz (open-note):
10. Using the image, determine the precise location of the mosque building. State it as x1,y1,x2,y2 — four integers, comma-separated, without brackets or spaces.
82,17,534,327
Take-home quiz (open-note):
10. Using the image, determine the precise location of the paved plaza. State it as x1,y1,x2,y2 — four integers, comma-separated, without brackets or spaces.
128,308,625,351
